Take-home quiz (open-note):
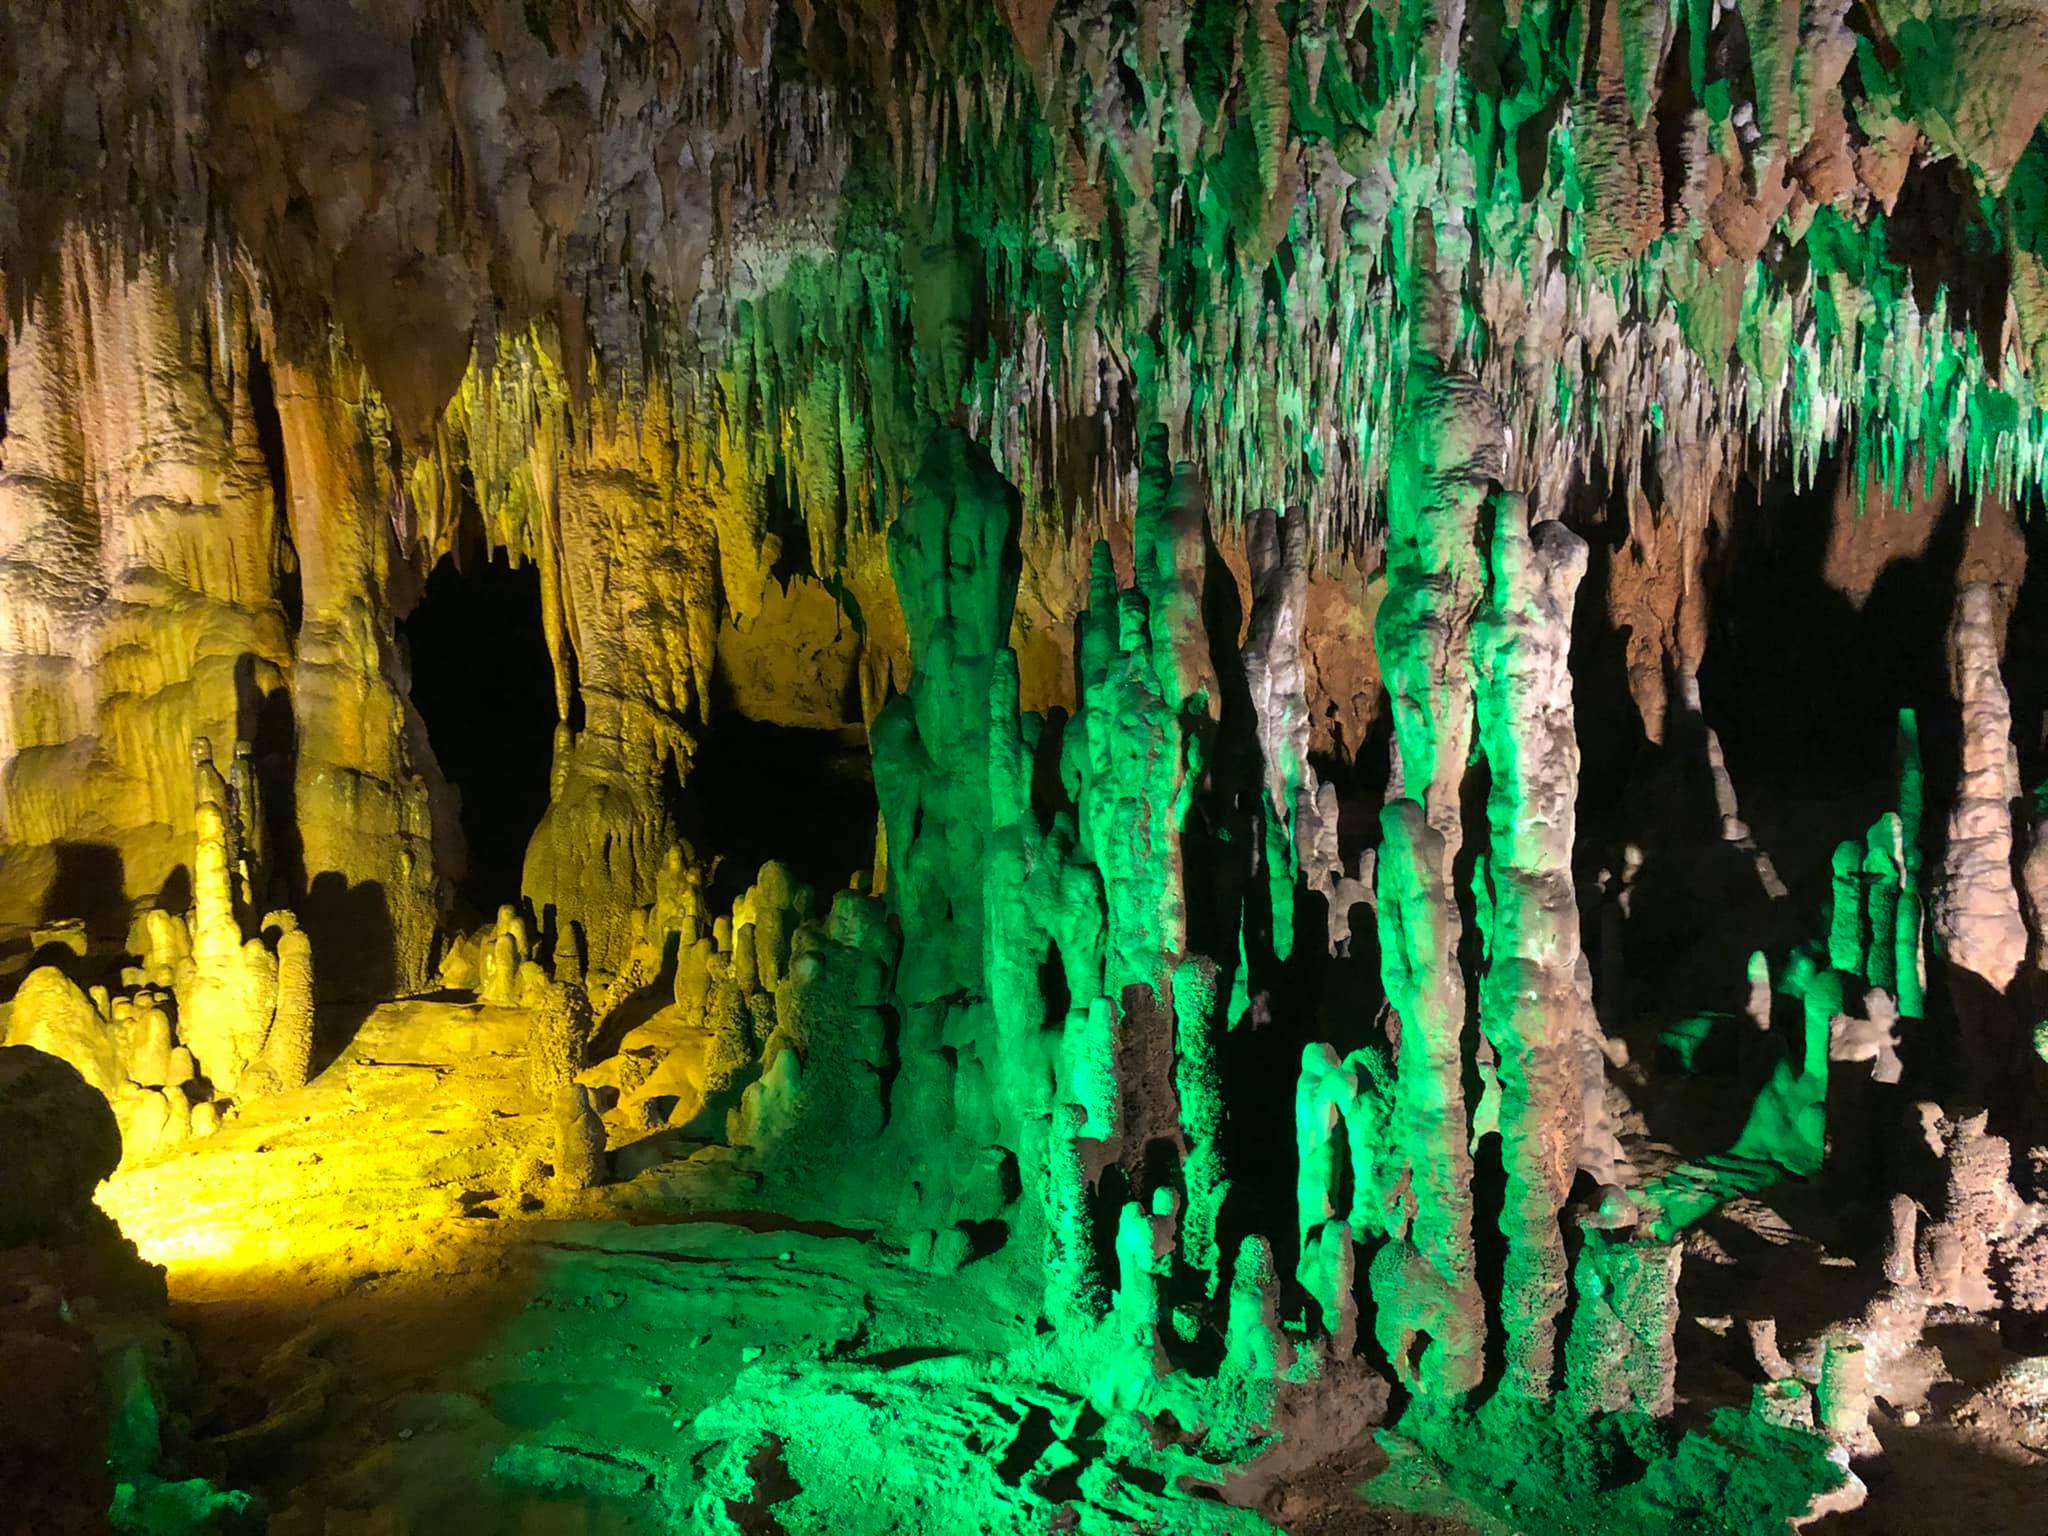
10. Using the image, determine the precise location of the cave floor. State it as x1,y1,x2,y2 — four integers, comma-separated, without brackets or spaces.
100,995,2043,1534
94,1000,1466,1536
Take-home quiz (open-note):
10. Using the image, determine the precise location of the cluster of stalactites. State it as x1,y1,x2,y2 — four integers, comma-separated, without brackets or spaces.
16,0,2048,586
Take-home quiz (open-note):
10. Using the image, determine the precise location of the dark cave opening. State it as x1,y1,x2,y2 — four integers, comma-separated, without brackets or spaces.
684,716,878,913
398,551,558,917
1700,453,1966,870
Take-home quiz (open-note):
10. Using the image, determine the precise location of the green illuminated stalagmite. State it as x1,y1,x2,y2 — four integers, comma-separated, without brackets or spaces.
871,427,1026,1263
1471,501,1598,1400
984,644,1109,1320
1072,429,1215,999
1295,1040,1387,1345
1636,717,1926,1242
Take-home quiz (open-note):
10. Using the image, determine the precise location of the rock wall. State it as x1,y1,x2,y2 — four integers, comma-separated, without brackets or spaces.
0,238,289,929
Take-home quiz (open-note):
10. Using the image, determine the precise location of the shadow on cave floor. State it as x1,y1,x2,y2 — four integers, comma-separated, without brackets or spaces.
1823,1423,2048,1535
1657,1160,2048,1536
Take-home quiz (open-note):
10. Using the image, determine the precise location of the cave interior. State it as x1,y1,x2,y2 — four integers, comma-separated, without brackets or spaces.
6,2,2048,1534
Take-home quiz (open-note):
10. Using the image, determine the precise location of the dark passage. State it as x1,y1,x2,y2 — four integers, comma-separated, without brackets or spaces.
400,552,557,915
685,718,878,912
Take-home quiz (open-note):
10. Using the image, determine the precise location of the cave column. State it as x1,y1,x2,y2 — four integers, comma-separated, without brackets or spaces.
1472,501,1603,1399
515,365,707,974
871,427,1023,1259
1078,428,1216,997
1367,220,1491,1398
271,346,451,995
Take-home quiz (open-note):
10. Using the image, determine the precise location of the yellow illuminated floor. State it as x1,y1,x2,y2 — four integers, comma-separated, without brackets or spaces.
98,999,1040,1535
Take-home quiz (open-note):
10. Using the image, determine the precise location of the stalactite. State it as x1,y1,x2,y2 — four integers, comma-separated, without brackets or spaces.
1605,453,1731,745
1935,583,2027,998
1242,506,1337,955
16,6,2048,1533
0,235,288,916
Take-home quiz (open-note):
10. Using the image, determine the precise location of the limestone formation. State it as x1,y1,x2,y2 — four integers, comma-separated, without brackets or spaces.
275,349,453,999
552,1084,608,1191
261,926,317,1092
525,966,594,1100
1471,504,1601,1397
728,889,897,1165
169,747,318,1099
1562,1234,1684,1417
5,966,123,1097
1935,584,2028,996
479,906,531,1007
1243,505,1336,953
10,3,2048,1531
1363,228,1498,1397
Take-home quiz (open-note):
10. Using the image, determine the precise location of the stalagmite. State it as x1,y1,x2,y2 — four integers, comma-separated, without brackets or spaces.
525,965,594,1099
178,799,253,1091
262,926,317,1092
1562,1234,1684,1416
1914,1109,2023,1311
4,967,122,1097
480,906,529,1007
1471,502,1599,1397
1294,1042,1383,1348
553,1083,608,1191
1371,800,1484,1394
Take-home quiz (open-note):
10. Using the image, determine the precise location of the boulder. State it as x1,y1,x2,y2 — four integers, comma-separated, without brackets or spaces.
0,1045,122,1244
